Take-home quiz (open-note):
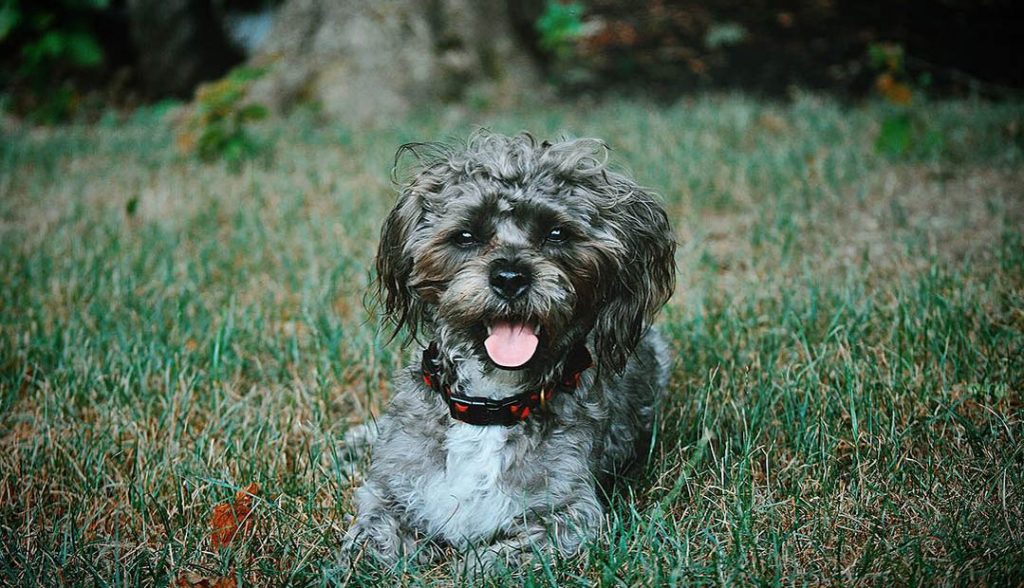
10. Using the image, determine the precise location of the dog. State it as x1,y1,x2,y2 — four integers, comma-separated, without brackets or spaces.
339,131,675,574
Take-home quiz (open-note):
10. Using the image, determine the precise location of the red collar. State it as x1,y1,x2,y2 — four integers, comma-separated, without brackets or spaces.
420,342,592,426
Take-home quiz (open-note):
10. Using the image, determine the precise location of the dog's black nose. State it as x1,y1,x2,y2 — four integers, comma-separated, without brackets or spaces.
489,265,531,300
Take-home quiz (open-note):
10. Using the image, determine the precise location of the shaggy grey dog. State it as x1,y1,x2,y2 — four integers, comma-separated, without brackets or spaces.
340,131,675,573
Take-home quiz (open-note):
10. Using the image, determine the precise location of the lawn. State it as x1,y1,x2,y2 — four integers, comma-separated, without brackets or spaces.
1,95,1022,586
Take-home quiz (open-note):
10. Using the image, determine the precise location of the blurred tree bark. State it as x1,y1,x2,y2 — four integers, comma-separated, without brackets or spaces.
126,0,244,98
246,0,540,124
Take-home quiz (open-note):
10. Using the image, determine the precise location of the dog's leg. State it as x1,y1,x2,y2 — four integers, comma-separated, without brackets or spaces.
343,421,380,455
334,421,381,485
338,480,443,568
456,493,602,577
338,481,409,566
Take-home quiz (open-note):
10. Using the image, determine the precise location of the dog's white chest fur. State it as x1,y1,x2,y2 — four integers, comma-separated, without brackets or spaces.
410,423,520,546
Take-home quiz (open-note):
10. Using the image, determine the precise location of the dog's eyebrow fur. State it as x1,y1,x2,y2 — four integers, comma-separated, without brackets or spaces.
394,131,614,191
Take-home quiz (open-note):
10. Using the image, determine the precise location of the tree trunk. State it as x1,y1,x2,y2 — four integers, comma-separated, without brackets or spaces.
247,0,541,124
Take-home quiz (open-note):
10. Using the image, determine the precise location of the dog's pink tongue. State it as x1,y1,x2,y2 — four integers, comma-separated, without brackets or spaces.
484,322,539,368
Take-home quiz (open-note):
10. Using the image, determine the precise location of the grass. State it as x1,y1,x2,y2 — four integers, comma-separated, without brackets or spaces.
1,94,1022,586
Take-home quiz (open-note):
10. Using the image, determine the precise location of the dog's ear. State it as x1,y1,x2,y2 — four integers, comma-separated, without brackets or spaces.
375,143,449,342
591,178,676,373
375,186,422,342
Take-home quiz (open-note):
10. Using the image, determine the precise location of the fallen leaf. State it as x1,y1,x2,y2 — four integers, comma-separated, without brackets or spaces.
876,73,913,105
884,82,913,105
210,482,259,549
875,72,895,93
175,130,197,155
176,572,237,588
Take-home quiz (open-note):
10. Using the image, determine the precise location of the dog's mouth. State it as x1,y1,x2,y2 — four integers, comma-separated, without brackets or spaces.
484,321,541,368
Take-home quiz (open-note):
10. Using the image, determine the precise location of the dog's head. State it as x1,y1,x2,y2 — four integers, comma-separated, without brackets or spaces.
376,132,675,375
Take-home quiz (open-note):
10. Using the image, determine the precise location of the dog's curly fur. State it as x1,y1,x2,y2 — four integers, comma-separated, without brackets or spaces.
340,131,675,573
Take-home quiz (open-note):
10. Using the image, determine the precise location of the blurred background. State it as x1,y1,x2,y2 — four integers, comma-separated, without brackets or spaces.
1,0,1021,126
2,2,1023,585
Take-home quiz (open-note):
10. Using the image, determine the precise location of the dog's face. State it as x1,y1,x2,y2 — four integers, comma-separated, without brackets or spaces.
376,133,675,376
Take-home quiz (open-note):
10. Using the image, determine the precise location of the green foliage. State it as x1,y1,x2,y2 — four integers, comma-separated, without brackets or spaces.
178,66,270,172
20,27,104,71
535,1,595,86
867,42,945,160
536,0,585,58
0,1,21,40
0,0,108,123
868,41,903,73
875,110,943,159
875,111,912,157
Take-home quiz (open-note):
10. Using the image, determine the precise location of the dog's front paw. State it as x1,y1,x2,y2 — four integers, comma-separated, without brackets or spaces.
337,520,400,568
338,510,442,570
453,549,501,580
453,541,533,580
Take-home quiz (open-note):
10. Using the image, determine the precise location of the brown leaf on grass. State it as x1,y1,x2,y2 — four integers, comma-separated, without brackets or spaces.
885,83,913,105
875,72,894,93
210,482,259,549
175,130,197,156
875,73,913,105
176,572,237,588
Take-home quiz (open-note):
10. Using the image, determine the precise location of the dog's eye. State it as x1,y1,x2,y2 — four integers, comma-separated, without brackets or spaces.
452,230,479,247
545,227,567,244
